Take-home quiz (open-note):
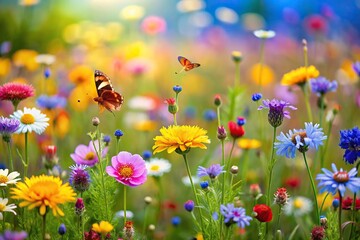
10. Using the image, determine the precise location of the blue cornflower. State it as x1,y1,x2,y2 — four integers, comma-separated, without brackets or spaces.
114,129,124,138
339,127,360,164
0,117,20,141
237,117,246,126
203,109,217,121
44,68,51,78
184,200,194,212
142,150,152,160
36,94,66,110
275,122,327,158
310,77,338,96
58,223,66,235
171,216,181,226
197,164,224,179
103,135,111,145
258,99,297,128
200,181,209,189
353,61,360,76
220,203,252,228
184,106,196,119
69,164,91,192
252,93,262,102
173,85,182,93
332,199,339,209
316,163,360,197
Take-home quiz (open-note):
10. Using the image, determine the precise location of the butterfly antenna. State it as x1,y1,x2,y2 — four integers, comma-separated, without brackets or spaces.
175,67,185,75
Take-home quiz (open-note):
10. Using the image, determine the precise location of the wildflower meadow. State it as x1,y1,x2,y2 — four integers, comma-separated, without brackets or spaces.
1,1,360,239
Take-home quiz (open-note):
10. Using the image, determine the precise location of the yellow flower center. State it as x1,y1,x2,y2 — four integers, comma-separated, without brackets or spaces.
119,164,134,178
294,199,304,209
0,175,8,184
20,113,35,124
150,165,160,172
32,180,59,196
0,203,5,211
85,152,95,160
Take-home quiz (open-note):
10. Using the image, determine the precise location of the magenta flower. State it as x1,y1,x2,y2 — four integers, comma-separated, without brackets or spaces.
0,82,35,109
106,151,147,187
70,140,108,167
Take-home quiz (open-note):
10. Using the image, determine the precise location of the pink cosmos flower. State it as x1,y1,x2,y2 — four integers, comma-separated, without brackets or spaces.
141,16,166,35
70,140,108,167
106,151,147,187
0,82,35,108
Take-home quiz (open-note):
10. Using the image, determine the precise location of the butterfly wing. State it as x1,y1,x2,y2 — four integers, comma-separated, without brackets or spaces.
177,56,200,71
94,70,113,96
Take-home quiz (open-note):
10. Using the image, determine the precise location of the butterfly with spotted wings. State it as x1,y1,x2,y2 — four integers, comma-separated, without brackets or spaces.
93,70,124,113
175,56,200,74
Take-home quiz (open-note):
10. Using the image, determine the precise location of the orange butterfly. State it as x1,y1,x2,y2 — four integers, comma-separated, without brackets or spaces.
175,56,200,74
93,70,124,113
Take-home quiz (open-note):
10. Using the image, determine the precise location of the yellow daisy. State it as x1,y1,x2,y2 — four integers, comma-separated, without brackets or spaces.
11,175,76,216
281,65,319,86
92,221,114,235
237,138,261,150
153,125,210,154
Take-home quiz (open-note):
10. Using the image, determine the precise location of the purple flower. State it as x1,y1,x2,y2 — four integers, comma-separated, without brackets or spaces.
70,140,108,167
106,151,147,187
0,117,20,141
0,230,27,240
184,200,194,212
275,122,327,158
316,163,360,197
353,61,360,76
258,99,297,128
310,77,338,96
339,127,360,164
36,94,66,110
197,164,224,179
220,203,252,228
69,164,91,192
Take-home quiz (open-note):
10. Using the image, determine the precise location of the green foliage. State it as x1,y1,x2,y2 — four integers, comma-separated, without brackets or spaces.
325,210,340,239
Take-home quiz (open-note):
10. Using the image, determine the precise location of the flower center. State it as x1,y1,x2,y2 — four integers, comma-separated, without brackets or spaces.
150,165,160,172
291,131,307,144
333,171,349,183
85,152,95,160
32,180,58,196
0,203,5,211
119,164,134,178
20,113,35,124
294,199,304,209
0,175,8,184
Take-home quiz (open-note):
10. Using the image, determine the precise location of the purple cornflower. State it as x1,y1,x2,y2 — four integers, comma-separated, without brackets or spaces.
220,203,252,228
316,163,360,197
310,77,337,96
258,99,297,128
197,164,224,179
275,122,327,158
69,164,91,192
0,117,20,142
36,94,66,110
339,127,360,164
0,230,27,240
353,61,360,76
103,135,111,146
58,223,66,235
184,200,195,212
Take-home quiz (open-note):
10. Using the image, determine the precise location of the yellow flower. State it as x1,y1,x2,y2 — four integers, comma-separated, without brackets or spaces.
250,63,274,86
11,175,76,216
0,58,11,77
238,138,261,150
92,221,114,235
12,49,39,71
68,65,93,85
18,0,39,6
153,125,210,154
134,120,158,132
281,65,319,86
119,5,145,21
317,192,333,210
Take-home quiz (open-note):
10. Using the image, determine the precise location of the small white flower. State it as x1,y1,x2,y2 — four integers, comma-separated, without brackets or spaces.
253,29,276,39
0,198,17,220
181,175,200,186
284,196,313,217
115,210,134,219
35,54,56,65
146,158,171,177
11,107,49,134
0,169,21,187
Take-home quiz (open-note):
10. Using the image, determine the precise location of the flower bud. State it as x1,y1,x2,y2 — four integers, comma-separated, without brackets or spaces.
44,68,51,79
217,126,227,140
237,117,246,126
144,196,152,204
75,198,85,216
228,121,245,139
114,129,123,139
148,224,156,231
123,221,134,239
184,200,195,212
200,181,209,189
230,166,238,174
165,98,178,114
92,117,100,126
58,223,66,235
214,94,222,107
274,187,289,206
253,204,272,222
249,184,261,197
231,51,242,63
252,93,262,102
173,85,182,94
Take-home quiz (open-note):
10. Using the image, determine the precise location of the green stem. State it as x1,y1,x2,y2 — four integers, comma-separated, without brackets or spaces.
302,152,319,225
276,205,282,232
220,140,225,239
266,127,277,235
319,95,324,127
173,114,177,126
142,204,149,238
6,141,14,172
216,106,221,128
42,213,47,240
234,62,240,88
301,84,313,122
182,154,205,239
320,120,333,169
349,162,360,240
226,139,236,174
240,150,249,180
338,192,343,240
124,186,127,227
23,132,28,177
258,38,266,92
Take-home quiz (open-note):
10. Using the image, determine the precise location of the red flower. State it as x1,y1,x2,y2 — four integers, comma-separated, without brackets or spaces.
340,197,360,210
0,82,35,108
228,121,245,139
284,177,301,189
311,226,325,240
253,204,272,222
305,14,327,34
274,187,289,206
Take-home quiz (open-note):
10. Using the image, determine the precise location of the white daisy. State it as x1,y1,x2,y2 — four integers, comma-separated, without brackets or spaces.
0,198,17,220
284,196,313,217
11,107,49,134
253,29,276,39
115,210,134,219
146,158,171,177
0,169,21,187
181,175,200,187
35,54,56,65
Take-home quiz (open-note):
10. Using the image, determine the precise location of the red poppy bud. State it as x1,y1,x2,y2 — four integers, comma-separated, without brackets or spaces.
253,204,272,222
228,121,245,139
